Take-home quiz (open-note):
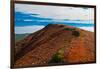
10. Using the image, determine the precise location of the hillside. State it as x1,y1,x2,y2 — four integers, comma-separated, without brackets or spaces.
15,34,29,42
14,24,95,67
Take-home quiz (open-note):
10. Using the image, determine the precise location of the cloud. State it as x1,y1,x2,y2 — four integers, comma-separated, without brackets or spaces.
15,25,45,34
15,11,94,27
15,4,94,34
78,27,94,32
15,3,94,21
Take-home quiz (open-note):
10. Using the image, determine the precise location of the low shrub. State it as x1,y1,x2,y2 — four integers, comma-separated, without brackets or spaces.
49,48,64,63
48,53,62,63
64,28,75,31
64,28,71,30
72,31,80,37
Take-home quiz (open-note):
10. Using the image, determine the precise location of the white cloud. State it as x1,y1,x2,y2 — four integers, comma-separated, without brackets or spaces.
78,27,94,32
23,19,33,21
22,19,93,24
15,3,94,21
52,19,94,24
15,25,45,34
15,4,94,34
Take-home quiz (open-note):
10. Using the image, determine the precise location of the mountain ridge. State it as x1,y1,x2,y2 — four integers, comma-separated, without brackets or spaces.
14,24,95,67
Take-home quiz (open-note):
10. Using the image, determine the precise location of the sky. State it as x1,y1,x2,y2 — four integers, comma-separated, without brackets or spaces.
15,3,94,34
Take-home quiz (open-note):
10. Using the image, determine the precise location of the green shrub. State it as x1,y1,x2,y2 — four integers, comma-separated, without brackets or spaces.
72,31,80,37
64,28,71,30
49,53,62,63
49,48,64,63
64,28,75,31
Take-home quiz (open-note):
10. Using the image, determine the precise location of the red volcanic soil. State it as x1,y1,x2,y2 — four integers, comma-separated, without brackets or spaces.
63,31,95,63
14,24,95,67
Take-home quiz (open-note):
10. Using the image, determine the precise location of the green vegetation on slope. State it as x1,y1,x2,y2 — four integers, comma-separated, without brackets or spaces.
72,30,80,37
15,34,29,42
49,48,64,63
